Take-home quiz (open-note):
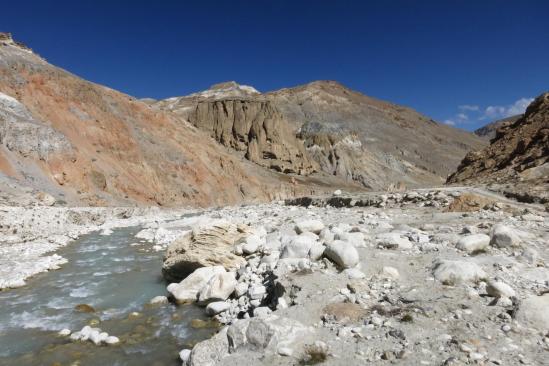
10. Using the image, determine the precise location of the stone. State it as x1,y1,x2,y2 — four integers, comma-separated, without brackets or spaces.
295,219,325,235
433,260,487,285
105,336,120,345
336,231,366,248
376,232,413,250
381,266,400,280
334,189,342,196
248,284,267,300
520,248,540,265
343,268,366,279
323,302,366,323
167,266,226,304
253,306,272,317
205,301,231,316
235,282,249,297
308,243,325,261
179,349,191,364
149,295,168,305
490,224,522,248
280,234,317,259
241,234,263,255
58,328,71,336
189,327,229,365
324,240,359,268
74,304,96,313
516,294,549,331
486,279,515,298
456,234,490,253
198,271,237,304
162,223,248,282
278,346,293,356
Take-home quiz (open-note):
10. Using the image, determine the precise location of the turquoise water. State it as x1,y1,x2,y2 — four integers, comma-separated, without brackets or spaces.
0,226,216,366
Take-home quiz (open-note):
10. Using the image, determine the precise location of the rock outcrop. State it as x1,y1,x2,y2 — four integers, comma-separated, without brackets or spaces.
474,114,522,140
188,98,316,175
448,92,549,186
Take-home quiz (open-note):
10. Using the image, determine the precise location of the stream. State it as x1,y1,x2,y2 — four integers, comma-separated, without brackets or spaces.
0,226,217,366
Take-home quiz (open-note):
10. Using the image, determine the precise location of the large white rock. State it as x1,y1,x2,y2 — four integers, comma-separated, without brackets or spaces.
490,224,522,248
197,271,237,304
456,234,490,253
280,234,317,259
433,260,486,285
324,240,359,268
294,219,325,235
517,294,549,332
376,232,413,250
486,279,515,298
180,349,191,364
240,234,264,255
167,266,226,304
205,301,231,316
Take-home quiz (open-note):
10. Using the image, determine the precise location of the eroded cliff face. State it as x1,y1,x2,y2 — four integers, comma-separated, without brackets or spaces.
448,92,549,185
189,99,316,175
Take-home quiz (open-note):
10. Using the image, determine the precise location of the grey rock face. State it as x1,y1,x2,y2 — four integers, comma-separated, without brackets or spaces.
0,92,73,161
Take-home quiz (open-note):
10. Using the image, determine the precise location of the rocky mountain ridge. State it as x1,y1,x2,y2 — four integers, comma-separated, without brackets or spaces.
474,114,522,140
155,80,486,190
448,92,549,185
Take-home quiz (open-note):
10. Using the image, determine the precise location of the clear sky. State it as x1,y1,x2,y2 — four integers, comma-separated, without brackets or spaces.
1,0,548,130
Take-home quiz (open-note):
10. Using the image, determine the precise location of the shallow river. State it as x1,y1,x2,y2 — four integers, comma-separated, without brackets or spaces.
0,226,217,366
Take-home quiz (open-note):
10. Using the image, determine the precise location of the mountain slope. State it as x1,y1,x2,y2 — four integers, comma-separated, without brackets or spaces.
448,92,549,186
0,34,338,207
157,81,486,190
268,81,487,188
474,115,522,140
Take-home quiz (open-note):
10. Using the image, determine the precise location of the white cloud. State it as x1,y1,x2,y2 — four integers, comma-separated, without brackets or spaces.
445,96,533,127
482,97,533,120
458,104,479,112
506,97,534,116
457,113,468,121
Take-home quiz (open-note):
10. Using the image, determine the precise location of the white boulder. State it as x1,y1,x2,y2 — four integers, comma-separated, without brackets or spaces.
456,234,490,253
486,279,515,298
294,219,325,235
197,271,237,304
324,240,359,268
376,232,413,250
167,266,226,304
433,260,486,285
206,301,232,316
490,224,522,248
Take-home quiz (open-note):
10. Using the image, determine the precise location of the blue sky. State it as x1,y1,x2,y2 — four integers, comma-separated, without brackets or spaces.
1,1,548,131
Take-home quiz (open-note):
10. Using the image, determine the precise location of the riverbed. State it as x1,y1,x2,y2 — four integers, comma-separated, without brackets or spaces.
0,226,216,366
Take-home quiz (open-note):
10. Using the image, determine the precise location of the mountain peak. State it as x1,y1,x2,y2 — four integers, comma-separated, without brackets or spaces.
186,81,260,99
0,32,33,53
